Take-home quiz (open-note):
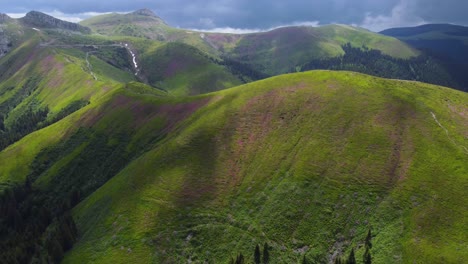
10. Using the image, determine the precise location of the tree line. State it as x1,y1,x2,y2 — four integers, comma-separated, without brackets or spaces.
299,43,460,89
230,231,372,264
0,74,88,151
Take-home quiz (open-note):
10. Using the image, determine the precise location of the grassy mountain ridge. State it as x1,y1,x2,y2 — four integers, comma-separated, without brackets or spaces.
0,69,466,263
1,10,467,263
380,24,468,63
57,71,465,263
80,13,418,76
381,23,468,91
2,70,463,263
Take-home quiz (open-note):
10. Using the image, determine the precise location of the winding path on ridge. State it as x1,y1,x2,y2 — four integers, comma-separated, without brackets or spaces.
39,42,141,78
85,51,98,80
431,111,468,154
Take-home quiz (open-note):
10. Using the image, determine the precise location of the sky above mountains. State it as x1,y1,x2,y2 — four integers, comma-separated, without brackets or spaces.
4,0,468,32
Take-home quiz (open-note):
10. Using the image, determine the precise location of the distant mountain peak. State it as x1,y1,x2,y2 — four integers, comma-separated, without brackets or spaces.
132,8,157,17
0,13,11,23
21,11,91,33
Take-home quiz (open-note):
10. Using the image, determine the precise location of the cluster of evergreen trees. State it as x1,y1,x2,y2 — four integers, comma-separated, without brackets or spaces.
0,126,135,263
299,43,459,89
0,182,78,263
333,230,373,264
229,230,372,264
231,243,270,264
219,56,269,83
0,95,88,151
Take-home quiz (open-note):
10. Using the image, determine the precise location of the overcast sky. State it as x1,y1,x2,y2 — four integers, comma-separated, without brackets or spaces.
3,0,468,32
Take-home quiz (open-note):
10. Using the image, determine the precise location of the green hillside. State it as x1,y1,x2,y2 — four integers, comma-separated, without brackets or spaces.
1,11,467,264
138,42,244,95
80,9,168,40
225,25,418,75
381,24,468,91
1,70,466,263
81,13,418,76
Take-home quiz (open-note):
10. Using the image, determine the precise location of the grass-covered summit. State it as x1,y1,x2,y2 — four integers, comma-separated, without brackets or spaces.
2,70,466,263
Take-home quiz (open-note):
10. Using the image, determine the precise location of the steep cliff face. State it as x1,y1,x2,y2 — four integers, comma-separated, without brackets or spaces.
0,14,12,23
20,11,91,33
0,13,12,58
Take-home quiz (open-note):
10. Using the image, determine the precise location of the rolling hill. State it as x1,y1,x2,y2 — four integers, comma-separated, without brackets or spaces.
80,11,468,92
0,10,467,264
81,13,419,76
1,70,467,263
381,24,468,91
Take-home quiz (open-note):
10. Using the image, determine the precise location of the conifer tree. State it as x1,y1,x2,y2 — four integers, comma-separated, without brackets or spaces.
334,257,343,264
347,248,356,264
235,253,245,264
262,242,270,264
363,246,372,264
254,244,261,264
365,230,372,249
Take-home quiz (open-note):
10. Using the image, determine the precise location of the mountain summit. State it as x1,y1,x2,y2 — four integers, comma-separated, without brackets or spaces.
0,13,11,23
20,11,91,33
132,8,158,17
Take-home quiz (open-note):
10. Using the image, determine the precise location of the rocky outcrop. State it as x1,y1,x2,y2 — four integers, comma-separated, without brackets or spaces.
0,13,12,23
132,8,158,17
20,11,91,34
0,26,11,58
0,14,12,58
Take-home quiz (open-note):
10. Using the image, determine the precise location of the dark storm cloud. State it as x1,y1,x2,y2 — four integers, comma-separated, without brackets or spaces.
3,0,468,31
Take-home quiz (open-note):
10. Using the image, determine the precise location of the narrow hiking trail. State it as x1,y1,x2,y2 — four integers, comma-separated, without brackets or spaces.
431,112,468,154
85,51,98,81
39,42,141,77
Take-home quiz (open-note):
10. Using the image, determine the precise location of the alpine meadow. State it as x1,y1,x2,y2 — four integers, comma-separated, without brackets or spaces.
0,3,467,264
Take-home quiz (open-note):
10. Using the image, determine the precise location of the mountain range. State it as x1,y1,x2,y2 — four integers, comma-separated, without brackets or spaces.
0,9,467,264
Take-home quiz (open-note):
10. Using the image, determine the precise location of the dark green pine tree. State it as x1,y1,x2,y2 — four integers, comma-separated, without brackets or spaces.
302,255,308,264
254,244,261,264
365,230,372,249
347,248,356,264
363,246,372,264
235,253,245,264
334,257,343,264
262,242,270,264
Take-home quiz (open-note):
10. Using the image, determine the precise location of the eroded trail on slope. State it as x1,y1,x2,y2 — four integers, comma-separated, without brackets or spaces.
431,112,468,154
39,42,141,77
85,51,97,80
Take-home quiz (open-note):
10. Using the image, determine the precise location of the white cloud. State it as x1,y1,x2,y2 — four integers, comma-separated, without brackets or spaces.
359,0,426,31
5,13,26,19
190,20,320,34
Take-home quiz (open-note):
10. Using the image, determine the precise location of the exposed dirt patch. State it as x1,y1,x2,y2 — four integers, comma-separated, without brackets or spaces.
40,55,65,88
375,102,416,184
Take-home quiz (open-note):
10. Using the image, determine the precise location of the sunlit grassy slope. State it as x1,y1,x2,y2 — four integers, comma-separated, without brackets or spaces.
3,70,461,263
0,29,140,183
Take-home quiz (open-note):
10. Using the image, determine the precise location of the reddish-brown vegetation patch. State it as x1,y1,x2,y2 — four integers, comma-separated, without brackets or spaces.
41,55,65,88
374,102,416,184
80,94,209,134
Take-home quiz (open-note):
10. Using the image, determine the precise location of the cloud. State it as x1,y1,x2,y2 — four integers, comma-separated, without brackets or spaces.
3,0,468,31
190,21,321,34
359,0,426,31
